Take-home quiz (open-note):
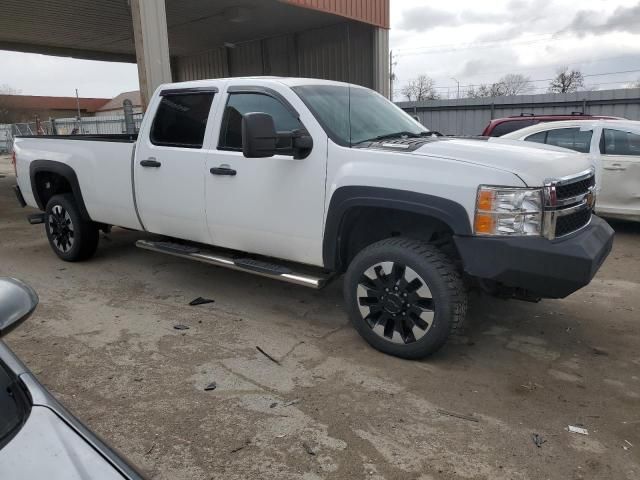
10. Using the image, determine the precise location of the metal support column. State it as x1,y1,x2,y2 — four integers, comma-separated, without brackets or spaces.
130,0,172,110
372,27,390,98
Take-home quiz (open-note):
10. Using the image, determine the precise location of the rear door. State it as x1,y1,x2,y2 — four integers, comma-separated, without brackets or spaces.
598,127,640,220
135,87,218,243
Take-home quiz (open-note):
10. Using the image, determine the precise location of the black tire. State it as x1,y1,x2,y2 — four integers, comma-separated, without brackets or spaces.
45,194,99,262
344,237,467,359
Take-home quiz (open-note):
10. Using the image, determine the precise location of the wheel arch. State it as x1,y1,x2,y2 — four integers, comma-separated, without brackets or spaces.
323,186,472,271
30,160,91,221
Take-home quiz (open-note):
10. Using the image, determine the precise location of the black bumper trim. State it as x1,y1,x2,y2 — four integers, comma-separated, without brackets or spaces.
13,185,26,208
454,216,614,299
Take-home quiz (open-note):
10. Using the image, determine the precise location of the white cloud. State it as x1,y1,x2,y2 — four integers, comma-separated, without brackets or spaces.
390,0,640,99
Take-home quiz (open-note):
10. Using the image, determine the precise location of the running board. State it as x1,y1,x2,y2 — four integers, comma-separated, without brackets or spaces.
135,240,334,289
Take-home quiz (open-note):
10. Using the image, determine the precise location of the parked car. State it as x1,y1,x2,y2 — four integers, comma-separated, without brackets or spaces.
499,119,640,222
0,277,144,480
12,77,614,359
481,113,622,137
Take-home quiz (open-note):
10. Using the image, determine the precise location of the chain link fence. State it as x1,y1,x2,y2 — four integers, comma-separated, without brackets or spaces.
0,113,144,153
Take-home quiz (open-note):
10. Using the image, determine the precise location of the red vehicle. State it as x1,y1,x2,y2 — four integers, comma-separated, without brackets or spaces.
482,113,622,137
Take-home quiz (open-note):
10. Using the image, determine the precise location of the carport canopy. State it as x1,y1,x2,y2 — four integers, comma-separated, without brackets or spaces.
0,0,390,105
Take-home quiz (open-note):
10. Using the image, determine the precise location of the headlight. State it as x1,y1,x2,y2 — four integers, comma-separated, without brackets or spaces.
474,186,543,236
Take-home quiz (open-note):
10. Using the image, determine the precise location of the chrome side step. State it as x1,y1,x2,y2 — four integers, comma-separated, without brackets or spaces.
135,239,334,289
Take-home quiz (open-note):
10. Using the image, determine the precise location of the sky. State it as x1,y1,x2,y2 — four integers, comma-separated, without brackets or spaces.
1,0,640,99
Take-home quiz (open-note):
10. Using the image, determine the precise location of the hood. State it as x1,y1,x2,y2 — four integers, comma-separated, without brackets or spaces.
381,137,592,186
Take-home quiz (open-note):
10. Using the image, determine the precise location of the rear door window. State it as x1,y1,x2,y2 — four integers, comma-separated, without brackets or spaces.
601,129,640,156
545,128,592,153
150,92,215,148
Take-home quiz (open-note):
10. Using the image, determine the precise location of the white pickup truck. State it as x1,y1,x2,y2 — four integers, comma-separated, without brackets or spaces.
12,77,614,359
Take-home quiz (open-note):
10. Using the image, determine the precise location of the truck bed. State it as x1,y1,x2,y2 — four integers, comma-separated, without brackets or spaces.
14,135,142,230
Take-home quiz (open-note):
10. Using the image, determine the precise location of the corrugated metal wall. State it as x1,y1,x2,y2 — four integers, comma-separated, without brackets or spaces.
281,0,389,28
397,88,640,136
174,21,374,88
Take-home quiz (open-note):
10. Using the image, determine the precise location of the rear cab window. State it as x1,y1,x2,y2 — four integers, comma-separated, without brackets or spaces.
150,91,216,148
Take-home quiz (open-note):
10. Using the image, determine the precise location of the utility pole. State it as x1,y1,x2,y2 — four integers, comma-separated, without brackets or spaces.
451,77,460,99
389,50,397,102
75,88,83,134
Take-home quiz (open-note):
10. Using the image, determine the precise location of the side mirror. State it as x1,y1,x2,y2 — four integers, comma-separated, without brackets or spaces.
292,133,313,160
0,278,39,337
242,112,277,158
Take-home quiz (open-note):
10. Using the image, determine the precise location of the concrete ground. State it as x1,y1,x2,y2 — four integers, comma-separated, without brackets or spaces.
1,154,639,479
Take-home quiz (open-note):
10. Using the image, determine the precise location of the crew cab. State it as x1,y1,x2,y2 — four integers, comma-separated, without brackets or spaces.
12,77,614,359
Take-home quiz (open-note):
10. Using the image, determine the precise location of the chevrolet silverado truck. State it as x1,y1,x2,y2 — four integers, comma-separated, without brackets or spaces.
12,77,614,359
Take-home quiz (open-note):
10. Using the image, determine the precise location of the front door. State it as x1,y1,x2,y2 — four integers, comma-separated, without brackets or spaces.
598,127,640,220
135,89,217,243
205,87,327,266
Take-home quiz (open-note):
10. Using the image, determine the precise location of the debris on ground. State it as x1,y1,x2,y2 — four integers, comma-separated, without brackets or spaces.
256,346,281,365
302,441,316,455
269,402,278,408
189,297,215,306
592,347,609,356
173,324,190,330
204,382,217,391
520,381,542,392
145,443,155,455
623,440,633,450
133,377,143,382
532,433,546,448
436,408,479,423
283,399,301,407
567,425,589,435
230,439,251,454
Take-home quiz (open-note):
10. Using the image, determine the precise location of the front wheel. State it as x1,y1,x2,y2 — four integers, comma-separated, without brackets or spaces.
344,238,467,359
45,194,99,262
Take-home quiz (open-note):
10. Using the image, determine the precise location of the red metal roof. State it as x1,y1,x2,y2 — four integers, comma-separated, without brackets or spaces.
0,94,110,112
281,0,389,28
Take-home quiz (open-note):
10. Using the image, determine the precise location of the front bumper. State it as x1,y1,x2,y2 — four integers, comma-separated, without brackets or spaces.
454,216,614,299
14,185,26,207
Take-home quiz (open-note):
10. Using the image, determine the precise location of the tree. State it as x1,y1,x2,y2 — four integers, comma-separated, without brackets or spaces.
548,67,584,93
401,75,440,101
467,82,506,98
628,79,640,89
466,73,533,98
499,74,533,95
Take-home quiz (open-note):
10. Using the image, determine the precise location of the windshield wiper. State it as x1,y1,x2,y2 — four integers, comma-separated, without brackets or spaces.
355,131,430,144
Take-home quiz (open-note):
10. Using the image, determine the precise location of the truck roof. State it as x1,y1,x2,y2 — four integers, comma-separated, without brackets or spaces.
156,76,355,93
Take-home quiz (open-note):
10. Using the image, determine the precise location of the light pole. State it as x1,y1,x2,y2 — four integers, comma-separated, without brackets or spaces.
450,77,460,99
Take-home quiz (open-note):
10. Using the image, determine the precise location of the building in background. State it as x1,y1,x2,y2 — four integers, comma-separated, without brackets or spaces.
0,95,108,124
94,91,142,117
0,0,390,108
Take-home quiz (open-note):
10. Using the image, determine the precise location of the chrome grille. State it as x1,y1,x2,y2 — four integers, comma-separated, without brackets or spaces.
543,169,595,240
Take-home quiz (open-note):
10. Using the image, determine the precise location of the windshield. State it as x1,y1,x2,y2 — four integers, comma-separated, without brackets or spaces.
293,85,429,146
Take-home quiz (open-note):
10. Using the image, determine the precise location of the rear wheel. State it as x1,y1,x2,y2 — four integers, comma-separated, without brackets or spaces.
45,194,99,262
344,237,467,359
